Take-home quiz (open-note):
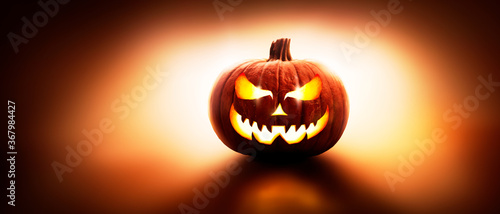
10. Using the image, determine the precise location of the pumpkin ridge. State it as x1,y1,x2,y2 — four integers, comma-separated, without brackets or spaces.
210,61,254,147
289,61,303,130
300,62,327,154
222,61,259,149
288,61,307,152
309,62,348,142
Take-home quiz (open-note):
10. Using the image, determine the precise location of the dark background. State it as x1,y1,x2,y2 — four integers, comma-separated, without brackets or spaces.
2,0,500,213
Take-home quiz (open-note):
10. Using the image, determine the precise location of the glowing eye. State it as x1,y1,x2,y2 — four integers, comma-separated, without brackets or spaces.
284,75,322,100
235,73,273,100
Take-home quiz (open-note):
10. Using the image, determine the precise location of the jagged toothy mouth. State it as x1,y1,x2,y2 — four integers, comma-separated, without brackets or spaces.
229,104,329,145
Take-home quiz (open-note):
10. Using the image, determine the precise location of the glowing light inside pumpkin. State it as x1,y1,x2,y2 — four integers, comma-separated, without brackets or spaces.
230,104,329,144
284,74,322,101
139,20,436,183
235,73,273,100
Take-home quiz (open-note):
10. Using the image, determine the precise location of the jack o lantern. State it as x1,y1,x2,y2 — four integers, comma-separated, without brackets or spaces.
209,38,349,157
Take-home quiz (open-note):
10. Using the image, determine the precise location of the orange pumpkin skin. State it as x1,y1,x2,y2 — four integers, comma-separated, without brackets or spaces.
209,38,349,157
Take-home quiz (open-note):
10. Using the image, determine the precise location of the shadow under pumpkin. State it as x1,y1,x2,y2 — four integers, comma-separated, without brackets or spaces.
170,156,400,214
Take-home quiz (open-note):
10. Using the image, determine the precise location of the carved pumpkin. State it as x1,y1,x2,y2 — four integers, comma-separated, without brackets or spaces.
209,38,349,157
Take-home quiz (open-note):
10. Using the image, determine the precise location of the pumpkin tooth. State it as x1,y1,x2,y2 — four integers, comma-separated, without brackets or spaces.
306,107,329,139
251,121,260,134
308,122,315,130
312,119,318,127
286,125,297,134
261,124,270,133
261,125,272,136
243,118,251,129
281,125,306,144
306,123,316,137
300,124,307,133
230,105,253,140
283,123,292,132
257,122,265,131
257,126,280,144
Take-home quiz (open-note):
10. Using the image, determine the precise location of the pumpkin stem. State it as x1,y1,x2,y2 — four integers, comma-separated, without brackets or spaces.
268,38,292,61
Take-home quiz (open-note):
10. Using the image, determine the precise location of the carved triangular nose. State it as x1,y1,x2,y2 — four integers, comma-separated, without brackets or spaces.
271,103,288,116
